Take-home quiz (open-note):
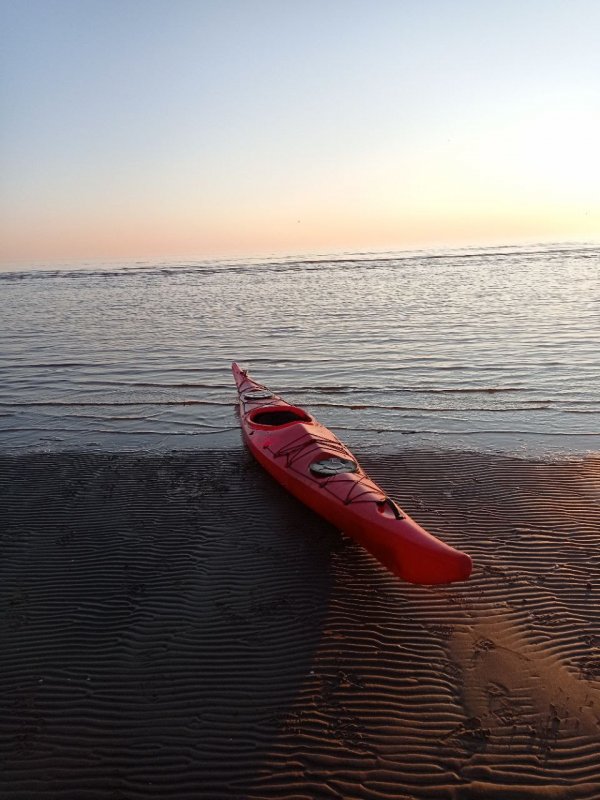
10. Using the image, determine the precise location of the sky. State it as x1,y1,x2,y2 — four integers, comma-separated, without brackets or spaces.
1,0,599,265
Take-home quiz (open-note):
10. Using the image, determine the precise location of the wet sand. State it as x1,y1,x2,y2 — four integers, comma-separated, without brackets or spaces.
1,448,599,799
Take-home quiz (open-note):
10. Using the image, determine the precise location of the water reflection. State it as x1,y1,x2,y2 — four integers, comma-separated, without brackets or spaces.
0,244,598,456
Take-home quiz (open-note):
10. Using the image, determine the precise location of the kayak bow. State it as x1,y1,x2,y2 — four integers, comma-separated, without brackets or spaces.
232,363,472,585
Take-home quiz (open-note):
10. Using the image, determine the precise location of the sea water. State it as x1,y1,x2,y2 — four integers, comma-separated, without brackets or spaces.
1,243,599,457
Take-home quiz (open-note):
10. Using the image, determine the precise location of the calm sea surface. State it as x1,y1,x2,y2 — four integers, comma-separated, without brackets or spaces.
1,244,599,457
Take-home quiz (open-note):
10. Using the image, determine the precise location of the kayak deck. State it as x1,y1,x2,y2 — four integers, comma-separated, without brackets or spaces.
232,362,472,585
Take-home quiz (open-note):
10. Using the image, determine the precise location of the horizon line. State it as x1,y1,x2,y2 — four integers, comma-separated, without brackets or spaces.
2,237,599,274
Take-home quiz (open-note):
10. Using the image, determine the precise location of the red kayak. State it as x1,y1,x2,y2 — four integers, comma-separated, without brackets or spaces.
232,363,472,585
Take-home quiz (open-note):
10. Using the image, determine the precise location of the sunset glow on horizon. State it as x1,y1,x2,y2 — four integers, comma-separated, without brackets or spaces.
2,0,599,267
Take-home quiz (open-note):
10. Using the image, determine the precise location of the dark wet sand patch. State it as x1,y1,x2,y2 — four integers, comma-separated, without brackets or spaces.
1,449,599,799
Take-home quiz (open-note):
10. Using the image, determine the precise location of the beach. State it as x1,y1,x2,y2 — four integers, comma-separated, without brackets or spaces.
2,447,600,799
1,245,599,798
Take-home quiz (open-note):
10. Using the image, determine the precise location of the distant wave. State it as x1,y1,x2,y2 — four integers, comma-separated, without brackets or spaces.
1,243,597,282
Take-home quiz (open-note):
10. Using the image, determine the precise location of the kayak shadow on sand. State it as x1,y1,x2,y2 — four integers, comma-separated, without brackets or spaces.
0,449,337,799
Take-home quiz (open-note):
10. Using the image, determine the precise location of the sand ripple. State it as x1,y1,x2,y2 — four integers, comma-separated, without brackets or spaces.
1,450,599,798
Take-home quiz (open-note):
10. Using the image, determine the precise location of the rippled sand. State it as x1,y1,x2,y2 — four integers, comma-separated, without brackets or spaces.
2,448,599,799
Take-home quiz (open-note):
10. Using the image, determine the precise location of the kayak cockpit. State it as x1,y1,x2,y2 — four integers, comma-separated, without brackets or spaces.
247,405,312,428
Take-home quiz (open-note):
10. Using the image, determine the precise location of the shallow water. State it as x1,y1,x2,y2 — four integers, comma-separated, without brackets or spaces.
1,243,599,456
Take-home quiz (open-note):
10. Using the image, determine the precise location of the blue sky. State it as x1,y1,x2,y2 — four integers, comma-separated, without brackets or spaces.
1,0,599,264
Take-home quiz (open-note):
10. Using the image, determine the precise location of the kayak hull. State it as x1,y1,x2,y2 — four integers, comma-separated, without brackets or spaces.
232,362,472,585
